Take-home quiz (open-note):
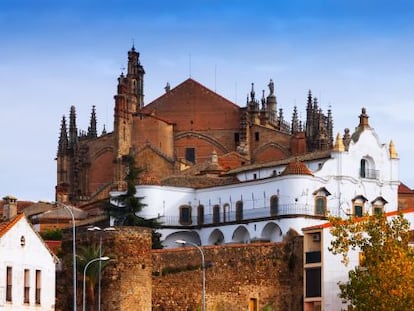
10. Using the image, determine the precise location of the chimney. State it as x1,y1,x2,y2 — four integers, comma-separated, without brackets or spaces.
3,195,18,220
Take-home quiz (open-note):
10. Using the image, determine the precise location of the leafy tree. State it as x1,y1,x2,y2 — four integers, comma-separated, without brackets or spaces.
108,156,163,249
329,213,414,310
76,244,112,311
40,228,62,240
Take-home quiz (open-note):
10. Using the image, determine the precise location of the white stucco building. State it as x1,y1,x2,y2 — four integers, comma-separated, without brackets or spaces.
112,108,399,247
111,108,404,310
0,196,57,311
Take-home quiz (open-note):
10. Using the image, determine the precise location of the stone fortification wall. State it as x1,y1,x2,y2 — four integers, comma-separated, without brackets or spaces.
56,226,152,311
152,236,303,311
57,227,302,311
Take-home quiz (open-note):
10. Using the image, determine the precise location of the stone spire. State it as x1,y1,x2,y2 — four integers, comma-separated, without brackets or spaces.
291,106,299,134
68,106,78,148
88,105,98,138
57,115,68,156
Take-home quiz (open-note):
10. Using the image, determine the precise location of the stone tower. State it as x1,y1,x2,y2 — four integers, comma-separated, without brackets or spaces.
113,46,145,190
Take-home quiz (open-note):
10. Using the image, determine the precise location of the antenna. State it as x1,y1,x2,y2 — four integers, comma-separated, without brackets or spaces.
214,64,217,92
235,82,238,104
189,53,192,78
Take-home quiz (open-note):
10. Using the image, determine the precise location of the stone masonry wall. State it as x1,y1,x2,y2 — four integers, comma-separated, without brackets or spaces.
57,227,302,311
56,226,152,311
152,236,303,311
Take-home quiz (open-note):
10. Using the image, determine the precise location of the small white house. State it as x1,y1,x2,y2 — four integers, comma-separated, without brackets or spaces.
0,196,57,310
302,208,414,311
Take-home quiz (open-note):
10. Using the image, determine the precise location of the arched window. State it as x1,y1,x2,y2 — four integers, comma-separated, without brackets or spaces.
179,205,192,225
313,187,331,216
197,204,204,225
213,204,220,224
236,201,243,221
360,159,367,178
270,195,279,216
315,197,326,216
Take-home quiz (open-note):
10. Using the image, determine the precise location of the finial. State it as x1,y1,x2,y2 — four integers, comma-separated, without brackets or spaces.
268,79,274,96
250,83,255,100
131,39,135,51
389,140,398,159
358,107,370,129
333,133,345,152
164,82,171,93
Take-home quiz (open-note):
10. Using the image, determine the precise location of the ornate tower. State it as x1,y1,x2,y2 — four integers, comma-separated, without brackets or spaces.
56,115,69,202
113,46,145,190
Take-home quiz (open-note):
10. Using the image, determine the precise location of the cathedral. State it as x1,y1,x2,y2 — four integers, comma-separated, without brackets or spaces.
56,46,333,206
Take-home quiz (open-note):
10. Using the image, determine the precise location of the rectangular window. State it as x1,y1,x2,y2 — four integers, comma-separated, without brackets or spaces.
35,270,41,305
305,267,321,298
185,148,195,164
354,205,363,217
305,251,321,264
234,132,240,143
255,132,260,141
179,206,192,225
24,269,30,304
213,205,220,224
6,267,12,302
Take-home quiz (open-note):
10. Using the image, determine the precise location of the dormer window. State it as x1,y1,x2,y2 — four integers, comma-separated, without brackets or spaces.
371,196,388,215
313,187,331,216
352,195,368,217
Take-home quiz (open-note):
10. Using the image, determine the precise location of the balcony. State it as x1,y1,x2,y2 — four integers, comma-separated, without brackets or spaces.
158,203,340,226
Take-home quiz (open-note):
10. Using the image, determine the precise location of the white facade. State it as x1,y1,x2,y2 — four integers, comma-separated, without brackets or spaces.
0,214,57,311
303,210,414,311
109,109,400,254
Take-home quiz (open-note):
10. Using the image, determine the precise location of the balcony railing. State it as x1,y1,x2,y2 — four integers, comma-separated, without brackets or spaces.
361,169,379,179
159,203,340,226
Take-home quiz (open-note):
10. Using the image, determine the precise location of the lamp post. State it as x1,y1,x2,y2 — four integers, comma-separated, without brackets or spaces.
55,202,77,311
87,226,115,311
175,240,206,311
83,257,110,311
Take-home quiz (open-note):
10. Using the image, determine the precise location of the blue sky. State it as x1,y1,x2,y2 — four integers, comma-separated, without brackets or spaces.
1,1,414,201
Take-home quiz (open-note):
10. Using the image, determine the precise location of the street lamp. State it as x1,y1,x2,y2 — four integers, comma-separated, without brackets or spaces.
83,257,110,311
175,240,206,311
55,202,77,311
87,226,115,311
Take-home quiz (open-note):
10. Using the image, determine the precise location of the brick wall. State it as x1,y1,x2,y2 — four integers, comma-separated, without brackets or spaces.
152,236,303,311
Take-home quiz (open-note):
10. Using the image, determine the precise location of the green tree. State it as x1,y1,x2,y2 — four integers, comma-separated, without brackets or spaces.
329,213,414,310
76,244,112,311
108,156,163,249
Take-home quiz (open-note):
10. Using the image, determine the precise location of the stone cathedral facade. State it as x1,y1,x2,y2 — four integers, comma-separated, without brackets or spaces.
56,46,333,206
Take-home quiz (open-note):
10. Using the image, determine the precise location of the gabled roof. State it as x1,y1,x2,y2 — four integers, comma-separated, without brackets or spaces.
399,183,414,194
144,78,240,111
0,213,25,238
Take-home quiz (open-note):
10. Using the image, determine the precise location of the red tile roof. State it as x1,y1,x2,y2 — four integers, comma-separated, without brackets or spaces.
302,207,414,231
399,183,414,194
0,213,25,238
281,160,313,176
